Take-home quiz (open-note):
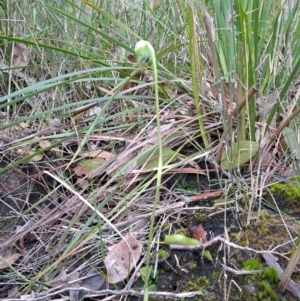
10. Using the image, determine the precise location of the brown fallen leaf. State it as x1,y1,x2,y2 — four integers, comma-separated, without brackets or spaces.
0,254,21,269
224,98,237,116
81,149,113,159
12,122,28,131
104,233,142,284
187,224,208,243
74,158,105,177
39,140,52,148
13,148,43,162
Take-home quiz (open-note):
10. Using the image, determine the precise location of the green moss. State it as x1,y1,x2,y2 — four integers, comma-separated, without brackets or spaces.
262,267,278,284
186,281,205,292
232,211,288,251
243,258,263,270
258,281,278,301
195,276,209,286
187,260,197,270
269,177,300,202
212,271,221,280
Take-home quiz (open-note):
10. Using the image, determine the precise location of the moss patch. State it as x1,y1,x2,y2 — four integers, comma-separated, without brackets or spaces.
268,177,300,215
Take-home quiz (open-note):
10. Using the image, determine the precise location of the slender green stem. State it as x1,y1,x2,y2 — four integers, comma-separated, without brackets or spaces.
142,47,161,301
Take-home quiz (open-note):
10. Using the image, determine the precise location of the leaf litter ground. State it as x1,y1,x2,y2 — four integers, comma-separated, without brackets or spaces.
0,162,300,301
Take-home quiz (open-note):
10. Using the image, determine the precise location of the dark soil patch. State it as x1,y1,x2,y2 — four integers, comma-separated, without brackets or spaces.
0,162,48,231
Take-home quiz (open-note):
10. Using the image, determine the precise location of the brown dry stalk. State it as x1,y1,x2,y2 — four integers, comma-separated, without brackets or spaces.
266,106,300,149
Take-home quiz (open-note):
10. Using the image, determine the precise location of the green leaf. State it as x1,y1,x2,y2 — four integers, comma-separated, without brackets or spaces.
148,284,157,292
164,234,201,246
157,250,169,260
203,250,214,265
137,146,177,169
140,266,150,283
282,127,300,160
140,266,157,283
221,140,259,170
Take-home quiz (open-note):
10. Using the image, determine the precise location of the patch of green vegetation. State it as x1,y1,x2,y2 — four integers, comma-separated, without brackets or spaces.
186,281,205,293
240,257,279,300
212,271,221,280
187,260,197,270
195,276,210,286
243,258,263,270
232,211,287,250
258,281,278,301
157,250,169,260
228,210,292,301
269,177,300,202
262,267,278,284
174,175,197,192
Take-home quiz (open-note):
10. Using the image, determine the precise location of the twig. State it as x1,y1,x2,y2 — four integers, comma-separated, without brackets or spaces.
2,287,203,301
220,264,262,275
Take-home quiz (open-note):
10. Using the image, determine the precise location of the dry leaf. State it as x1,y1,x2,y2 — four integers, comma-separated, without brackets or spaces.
76,177,89,189
28,150,43,162
104,233,142,283
12,43,28,74
225,98,237,116
0,254,21,269
74,158,105,177
81,149,113,159
12,122,28,131
82,269,106,290
14,148,43,161
187,224,208,243
39,140,52,148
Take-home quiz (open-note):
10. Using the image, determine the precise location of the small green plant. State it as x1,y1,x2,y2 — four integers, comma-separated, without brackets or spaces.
196,276,210,287
243,258,263,271
134,40,162,301
258,281,278,301
262,267,278,284
175,176,197,192
242,258,279,300
139,266,158,292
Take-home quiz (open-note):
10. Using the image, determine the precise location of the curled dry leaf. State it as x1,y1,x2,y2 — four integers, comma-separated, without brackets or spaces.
104,233,142,284
225,98,237,116
12,43,28,74
0,254,21,269
81,149,113,159
187,224,208,243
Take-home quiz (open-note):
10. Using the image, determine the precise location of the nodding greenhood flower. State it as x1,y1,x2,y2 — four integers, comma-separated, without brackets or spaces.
134,40,154,64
